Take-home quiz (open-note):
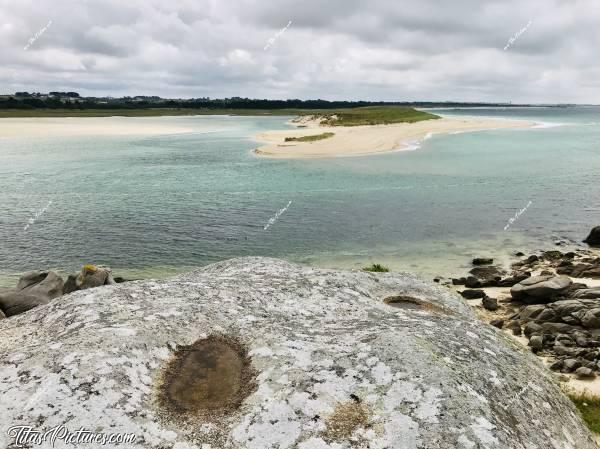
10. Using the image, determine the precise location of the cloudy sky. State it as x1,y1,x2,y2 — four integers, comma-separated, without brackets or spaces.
1,0,599,103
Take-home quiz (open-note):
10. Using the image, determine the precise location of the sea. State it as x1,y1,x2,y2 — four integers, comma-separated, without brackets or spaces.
1,107,599,287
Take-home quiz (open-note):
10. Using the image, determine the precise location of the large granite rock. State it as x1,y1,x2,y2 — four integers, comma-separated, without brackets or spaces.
0,258,595,449
583,225,600,247
511,275,572,303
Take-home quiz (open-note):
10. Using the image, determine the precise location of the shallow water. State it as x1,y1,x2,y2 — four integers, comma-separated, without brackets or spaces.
0,108,599,286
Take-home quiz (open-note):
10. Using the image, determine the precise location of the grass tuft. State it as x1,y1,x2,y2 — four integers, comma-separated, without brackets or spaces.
363,264,390,273
567,390,600,435
284,132,335,143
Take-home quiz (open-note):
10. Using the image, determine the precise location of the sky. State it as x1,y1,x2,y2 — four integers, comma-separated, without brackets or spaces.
1,0,599,103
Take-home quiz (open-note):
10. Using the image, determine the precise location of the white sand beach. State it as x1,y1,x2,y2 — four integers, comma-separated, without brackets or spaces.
0,117,195,138
253,115,535,158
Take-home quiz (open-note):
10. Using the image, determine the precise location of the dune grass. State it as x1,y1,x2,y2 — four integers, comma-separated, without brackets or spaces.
568,391,600,434
284,132,335,143
308,106,439,127
363,264,390,273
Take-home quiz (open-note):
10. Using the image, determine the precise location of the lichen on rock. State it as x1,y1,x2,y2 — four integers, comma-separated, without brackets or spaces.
0,257,596,448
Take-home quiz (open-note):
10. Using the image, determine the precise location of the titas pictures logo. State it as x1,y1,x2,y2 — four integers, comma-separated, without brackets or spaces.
7,425,136,447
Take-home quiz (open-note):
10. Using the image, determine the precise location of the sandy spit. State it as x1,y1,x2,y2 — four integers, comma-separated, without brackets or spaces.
253,115,535,159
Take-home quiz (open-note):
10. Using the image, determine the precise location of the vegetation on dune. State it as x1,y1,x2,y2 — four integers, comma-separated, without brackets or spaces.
363,264,390,273
284,132,335,143
568,391,600,435
304,106,440,127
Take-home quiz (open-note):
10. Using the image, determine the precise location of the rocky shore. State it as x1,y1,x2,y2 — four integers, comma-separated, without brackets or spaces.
444,226,600,384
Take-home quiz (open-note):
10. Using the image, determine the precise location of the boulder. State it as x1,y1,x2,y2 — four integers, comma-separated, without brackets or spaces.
490,319,504,329
575,367,596,379
0,257,595,449
496,271,531,287
524,322,543,338
482,296,499,311
542,251,563,261
541,322,578,334
570,288,600,299
472,257,493,265
550,360,563,371
469,266,506,283
465,276,482,288
563,359,582,373
579,308,600,329
529,335,543,352
557,262,600,279
459,289,486,299
0,309,5,320
510,275,572,304
583,226,600,247
506,320,522,336
17,271,64,300
63,274,78,294
518,305,546,321
16,270,49,290
76,265,116,290
0,290,50,317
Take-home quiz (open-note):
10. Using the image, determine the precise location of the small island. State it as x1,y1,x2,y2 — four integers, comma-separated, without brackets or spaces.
254,106,534,158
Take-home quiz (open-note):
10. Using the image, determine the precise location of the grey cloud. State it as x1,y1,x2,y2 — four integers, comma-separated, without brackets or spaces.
0,0,598,102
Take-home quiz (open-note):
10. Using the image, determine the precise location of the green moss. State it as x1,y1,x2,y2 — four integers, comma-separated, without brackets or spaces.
284,132,335,143
363,264,390,273
568,391,600,435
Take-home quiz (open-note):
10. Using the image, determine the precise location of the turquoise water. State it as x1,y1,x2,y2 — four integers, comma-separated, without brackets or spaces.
1,108,599,286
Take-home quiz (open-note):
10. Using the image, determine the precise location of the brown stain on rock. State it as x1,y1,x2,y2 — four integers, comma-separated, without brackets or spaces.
157,336,256,418
384,295,452,315
323,401,371,442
